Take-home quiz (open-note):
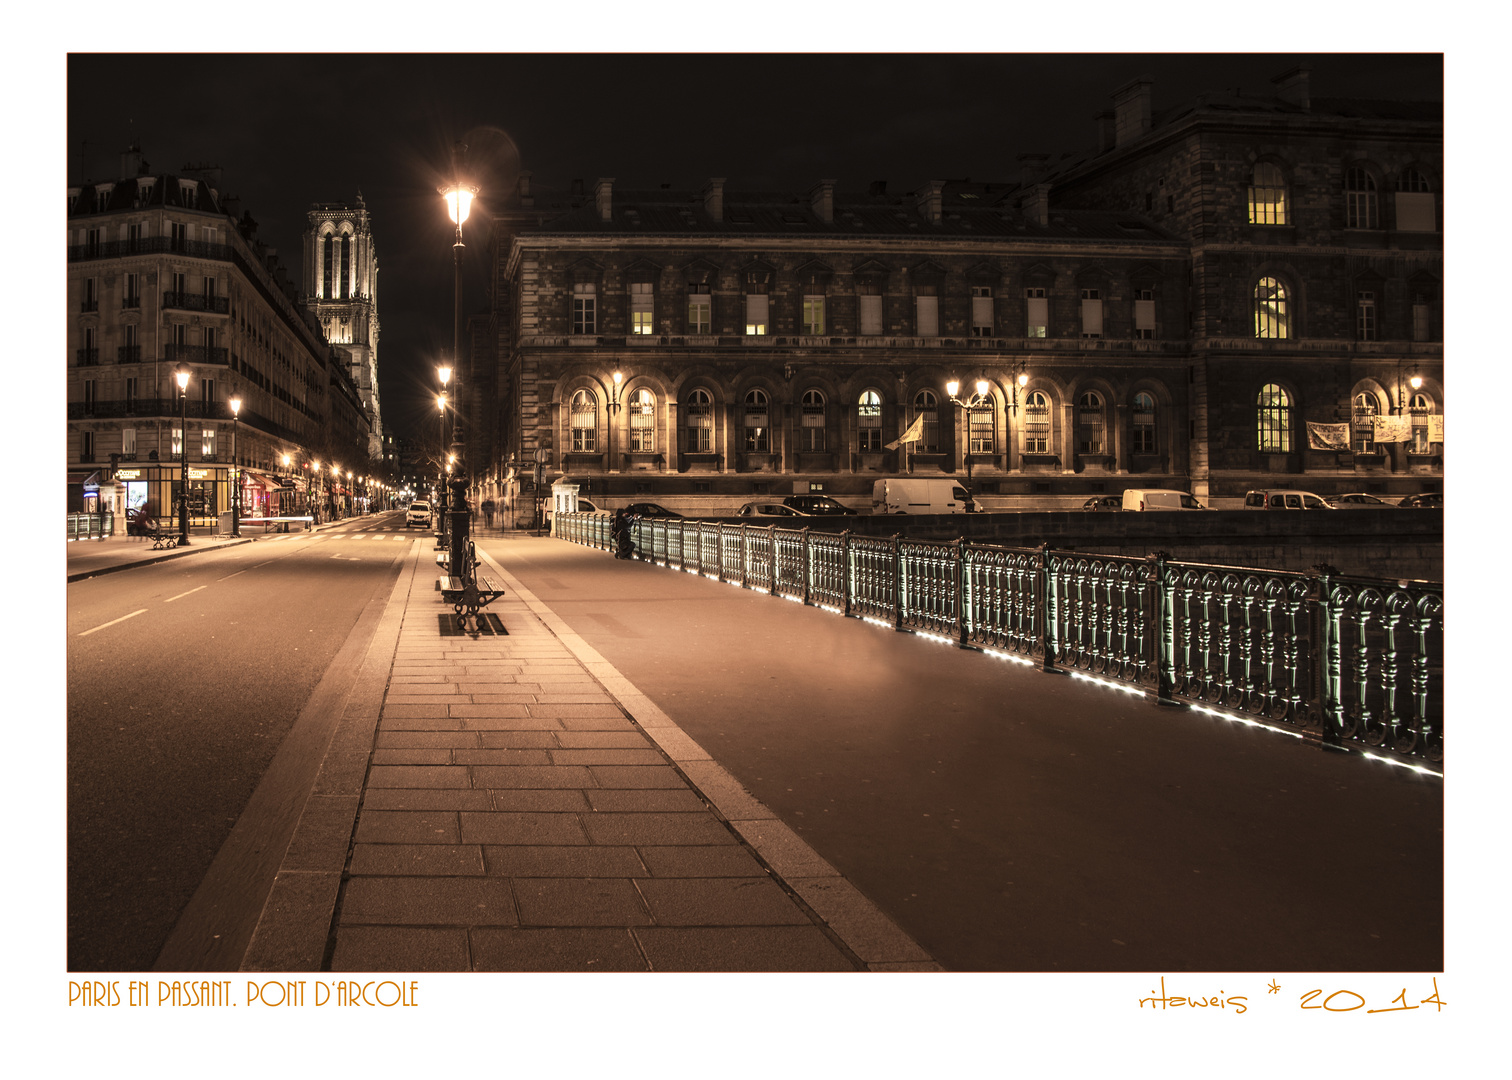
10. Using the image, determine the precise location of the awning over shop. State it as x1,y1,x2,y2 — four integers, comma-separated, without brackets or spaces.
243,471,284,493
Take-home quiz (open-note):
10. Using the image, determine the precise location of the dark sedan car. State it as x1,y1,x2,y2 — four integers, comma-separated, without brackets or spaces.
737,502,805,518
783,495,858,515
1082,495,1124,512
1325,493,1398,509
1397,492,1443,508
621,502,682,518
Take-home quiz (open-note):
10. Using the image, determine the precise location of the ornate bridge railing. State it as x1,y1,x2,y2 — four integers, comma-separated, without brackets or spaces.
555,513,1444,769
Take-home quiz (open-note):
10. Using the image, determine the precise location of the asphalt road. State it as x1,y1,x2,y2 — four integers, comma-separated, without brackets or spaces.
482,533,1444,972
66,512,414,971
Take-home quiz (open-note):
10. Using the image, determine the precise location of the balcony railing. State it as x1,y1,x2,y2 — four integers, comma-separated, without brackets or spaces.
67,237,230,262
81,299,98,313
122,295,141,309
557,515,1445,770
162,343,229,366
76,348,100,366
117,345,142,364
163,291,230,314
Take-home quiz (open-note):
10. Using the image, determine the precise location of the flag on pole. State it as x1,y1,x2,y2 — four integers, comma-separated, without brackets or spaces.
886,413,926,451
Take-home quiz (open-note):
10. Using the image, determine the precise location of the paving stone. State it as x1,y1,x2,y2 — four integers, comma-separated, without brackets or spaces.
634,927,856,972
371,748,453,766
380,704,453,719
513,878,652,927
312,751,370,798
469,765,594,789
340,876,518,926
588,765,688,789
534,693,615,704
636,845,770,878
360,789,494,812
549,748,666,766
461,716,565,732
330,926,471,972
452,748,552,766
376,731,480,749
354,810,460,844
634,877,813,926
556,731,653,749
477,731,560,749
584,789,708,813
365,765,472,789
242,871,342,972
528,703,626,719
581,812,739,847
481,845,649,878
281,795,360,873
450,703,532,718
460,811,589,845
487,789,592,812
470,928,648,972
349,843,485,876
378,716,465,732
557,715,640,732
468,694,541,704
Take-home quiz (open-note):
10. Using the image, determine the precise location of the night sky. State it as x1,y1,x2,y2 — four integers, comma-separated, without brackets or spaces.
64,52,1442,446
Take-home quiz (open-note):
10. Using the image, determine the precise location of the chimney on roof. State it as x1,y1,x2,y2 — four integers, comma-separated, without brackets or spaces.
704,177,725,220
810,179,835,223
1272,65,1311,109
915,179,945,225
1024,183,1051,227
1112,77,1154,147
1017,153,1051,187
595,178,614,222
1095,110,1116,153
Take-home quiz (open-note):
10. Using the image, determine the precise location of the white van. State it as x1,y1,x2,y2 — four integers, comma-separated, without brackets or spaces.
872,478,975,515
1121,488,1207,511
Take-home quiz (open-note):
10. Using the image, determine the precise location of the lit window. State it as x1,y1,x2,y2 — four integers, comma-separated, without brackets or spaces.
1077,392,1105,453
1408,392,1432,453
202,429,217,457
1132,392,1156,454
1346,167,1378,229
1257,383,1292,452
1248,162,1288,225
970,286,993,337
913,390,940,453
572,283,597,335
687,284,711,334
744,389,769,452
1254,277,1290,339
1024,391,1050,454
686,389,713,452
801,389,826,451
745,287,768,336
802,295,825,335
1352,392,1378,453
1025,287,1048,338
968,392,994,454
628,388,655,452
570,389,597,452
858,390,883,450
630,282,654,335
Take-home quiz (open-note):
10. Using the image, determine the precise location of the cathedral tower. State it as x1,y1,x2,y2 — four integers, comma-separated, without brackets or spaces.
304,195,382,458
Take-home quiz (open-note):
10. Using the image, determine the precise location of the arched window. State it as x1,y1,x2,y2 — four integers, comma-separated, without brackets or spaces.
801,389,826,451
743,389,769,452
1132,392,1156,454
570,389,597,453
1345,166,1378,229
1398,168,1431,193
1248,162,1288,225
968,391,994,454
1409,392,1434,454
1024,390,1050,454
1352,391,1379,453
913,389,940,453
628,388,655,452
686,388,713,452
1077,392,1105,454
858,390,883,451
1257,384,1292,452
1254,277,1290,339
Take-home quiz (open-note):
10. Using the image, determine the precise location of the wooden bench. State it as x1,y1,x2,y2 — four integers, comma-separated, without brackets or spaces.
439,574,505,618
145,529,180,550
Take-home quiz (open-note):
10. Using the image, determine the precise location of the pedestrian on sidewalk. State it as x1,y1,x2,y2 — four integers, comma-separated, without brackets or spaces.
611,507,633,559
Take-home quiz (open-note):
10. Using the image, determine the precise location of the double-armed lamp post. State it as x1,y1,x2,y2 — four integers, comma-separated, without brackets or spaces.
946,376,991,494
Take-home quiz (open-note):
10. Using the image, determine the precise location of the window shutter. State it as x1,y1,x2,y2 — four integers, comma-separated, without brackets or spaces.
1134,299,1155,331
971,294,993,329
1395,192,1436,232
860,294,883,335
1082,298,1103,336
916,295,938,337
746,293,768,333
1027,296,1048,332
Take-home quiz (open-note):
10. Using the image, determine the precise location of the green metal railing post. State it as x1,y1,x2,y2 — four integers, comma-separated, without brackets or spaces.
1308,563,1343,748
1148,551,1178,705
1037,543,1058,673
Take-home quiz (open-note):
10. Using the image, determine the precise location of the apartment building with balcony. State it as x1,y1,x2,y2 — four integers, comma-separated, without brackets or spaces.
66,143,373,524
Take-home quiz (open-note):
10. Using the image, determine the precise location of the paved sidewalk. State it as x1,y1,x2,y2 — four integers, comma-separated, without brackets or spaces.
244,538,939,972
65,517,358,581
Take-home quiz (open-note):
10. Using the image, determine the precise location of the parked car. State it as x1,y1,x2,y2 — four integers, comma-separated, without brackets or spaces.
1397,492,1443,508
1326,493,1398,509
621,502,682,519
737,502,805,518
1082,495,1124,512
405,500,432,528
872,478,975,515
576,498,599,513
1243,490,1332,510
783,494,858,516
1122,488,1207,511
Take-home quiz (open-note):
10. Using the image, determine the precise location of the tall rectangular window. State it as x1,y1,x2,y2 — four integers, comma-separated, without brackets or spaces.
572,283,597,335
83,379,97,414
1412,293,1431,342
202,429,217,458
630,282,654,335
123,273,140,308
81,430,95,460
1026,288,1048,338
802,295,825,335
687,284,711,333
970,286,993,337
915,289,938,337
858,284,883,335
968,404,993,454
171,222,187,251
745,292,768,335
122,427,137,456
1080,289,1103,338
1357,291,1376,341
1024,394,1049,454
1134,288,1156,339
125,377,138,413
82,277,97,312
858,391,882,450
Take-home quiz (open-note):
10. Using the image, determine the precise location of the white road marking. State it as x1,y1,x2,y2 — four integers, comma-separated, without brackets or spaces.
165,586,207,602
79,609,148,636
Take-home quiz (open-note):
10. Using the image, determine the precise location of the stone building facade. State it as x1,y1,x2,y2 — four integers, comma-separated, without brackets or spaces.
66,144,374,525
471,67,1441,521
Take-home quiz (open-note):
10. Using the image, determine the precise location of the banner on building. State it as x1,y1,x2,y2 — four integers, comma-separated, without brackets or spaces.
1372,415,1413,443
1428,414,1444,443
1306,422,1350,451
885,413,926,451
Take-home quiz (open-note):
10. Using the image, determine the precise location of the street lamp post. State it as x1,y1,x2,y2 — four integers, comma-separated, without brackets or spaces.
229,394,242,537
946,376,991,498
436,378,450,549
441,141,478,581
175,364,191,545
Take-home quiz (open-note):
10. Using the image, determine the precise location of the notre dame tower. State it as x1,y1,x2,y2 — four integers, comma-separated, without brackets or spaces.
304,195,382,459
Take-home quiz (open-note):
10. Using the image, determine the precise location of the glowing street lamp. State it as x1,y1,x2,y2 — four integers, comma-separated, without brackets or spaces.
946,376,992,496
175,364,191,545
229,394,242,537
